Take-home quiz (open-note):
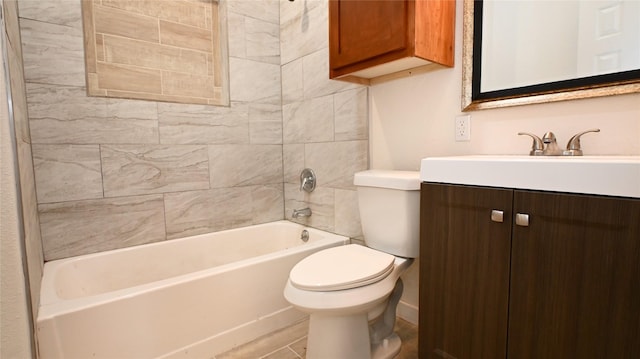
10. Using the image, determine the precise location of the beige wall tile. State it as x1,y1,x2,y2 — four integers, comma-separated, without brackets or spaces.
305,141,369,190
39,194,166,260
20,18,85,86
17,0,83,28
97,62,162,93
209,144,283,188
285,183,335,232
281,58,303,104
302,48,359,99
227,11,246,58
102,145,210,197
160,19,212,52
227,0,279,25
102,35,209,75
27,83,159,144
251,184,285,224
249,103,282,145
230,57,281,105
6,31,29,143
158,102,249,144
283,144,305,184
16,139,45,319
283,95,334,144
102,0,209,29
164,187,254,239
245,16,279,64
334,88,368,141
162,71,215,98
280,0,327,65
94,4,160,43
32,144,103,203
334,189,363,239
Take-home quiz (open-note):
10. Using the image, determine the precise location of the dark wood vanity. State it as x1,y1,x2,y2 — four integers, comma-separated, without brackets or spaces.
419,182,640,358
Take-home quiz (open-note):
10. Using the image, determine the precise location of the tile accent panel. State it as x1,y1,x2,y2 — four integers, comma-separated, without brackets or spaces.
81,0,230,106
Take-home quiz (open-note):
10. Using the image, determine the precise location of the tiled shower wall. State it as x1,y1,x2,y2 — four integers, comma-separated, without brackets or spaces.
21,0,369,261
280,0,368,240
22,0,283,261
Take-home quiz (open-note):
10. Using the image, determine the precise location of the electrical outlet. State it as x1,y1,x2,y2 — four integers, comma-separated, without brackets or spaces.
455,115,471,141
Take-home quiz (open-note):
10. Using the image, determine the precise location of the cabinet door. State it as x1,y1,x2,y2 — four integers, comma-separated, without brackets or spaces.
329,0,411,70
419,183,512,359
509,191,640,358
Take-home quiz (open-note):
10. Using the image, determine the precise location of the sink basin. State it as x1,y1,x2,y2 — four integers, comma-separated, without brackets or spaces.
420,155,640,198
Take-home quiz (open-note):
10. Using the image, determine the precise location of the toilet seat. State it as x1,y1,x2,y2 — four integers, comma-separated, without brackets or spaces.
289,244,395,291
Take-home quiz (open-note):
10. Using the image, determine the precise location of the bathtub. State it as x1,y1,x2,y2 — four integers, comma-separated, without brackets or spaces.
37,221,349,358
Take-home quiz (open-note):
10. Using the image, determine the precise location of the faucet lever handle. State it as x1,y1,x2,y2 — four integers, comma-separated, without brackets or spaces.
564,128,600,156
518,132,544,156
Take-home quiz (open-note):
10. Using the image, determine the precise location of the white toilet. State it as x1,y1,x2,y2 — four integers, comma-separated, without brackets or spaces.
284,170,420,359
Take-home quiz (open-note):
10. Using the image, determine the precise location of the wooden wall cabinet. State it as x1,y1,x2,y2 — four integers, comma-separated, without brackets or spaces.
419,182,640,359
329,0,455,85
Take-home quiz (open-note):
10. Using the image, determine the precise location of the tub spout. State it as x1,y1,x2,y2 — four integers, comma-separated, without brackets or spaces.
292,207,311,219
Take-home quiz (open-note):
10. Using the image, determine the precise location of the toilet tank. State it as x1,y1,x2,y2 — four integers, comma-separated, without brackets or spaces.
354,170,421,258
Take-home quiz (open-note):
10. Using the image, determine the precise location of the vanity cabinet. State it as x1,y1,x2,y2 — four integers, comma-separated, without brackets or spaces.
419,182,640,359
329,0,455,84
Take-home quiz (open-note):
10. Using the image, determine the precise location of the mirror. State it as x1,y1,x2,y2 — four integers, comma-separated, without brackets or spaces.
462,0,640,111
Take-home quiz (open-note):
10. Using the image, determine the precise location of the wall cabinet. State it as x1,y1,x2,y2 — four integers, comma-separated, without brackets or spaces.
419,182,640,359
329,0,455,84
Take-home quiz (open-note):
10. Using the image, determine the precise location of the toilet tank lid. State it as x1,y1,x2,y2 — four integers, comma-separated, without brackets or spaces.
354,170,420,190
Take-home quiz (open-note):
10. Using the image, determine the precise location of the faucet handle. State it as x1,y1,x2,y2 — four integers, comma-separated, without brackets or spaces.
518,132,544,156
564,128,600,156
299,168,316,192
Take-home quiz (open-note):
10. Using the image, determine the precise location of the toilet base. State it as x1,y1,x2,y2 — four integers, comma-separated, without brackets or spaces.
371,332,401,359
306,314,402,359
305,279,405,359
307,313,372,359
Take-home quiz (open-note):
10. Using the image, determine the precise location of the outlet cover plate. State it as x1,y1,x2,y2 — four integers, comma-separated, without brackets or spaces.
455,115,471,141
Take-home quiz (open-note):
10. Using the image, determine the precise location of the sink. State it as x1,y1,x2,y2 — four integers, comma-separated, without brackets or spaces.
420,155,640,198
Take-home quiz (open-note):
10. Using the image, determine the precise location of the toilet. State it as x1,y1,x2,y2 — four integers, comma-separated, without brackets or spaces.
284,170,420,359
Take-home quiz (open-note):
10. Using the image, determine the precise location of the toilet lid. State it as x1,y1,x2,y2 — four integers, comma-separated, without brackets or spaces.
290,244,395,291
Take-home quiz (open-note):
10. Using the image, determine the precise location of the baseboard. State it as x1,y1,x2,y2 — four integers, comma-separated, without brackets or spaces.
397,300,418,325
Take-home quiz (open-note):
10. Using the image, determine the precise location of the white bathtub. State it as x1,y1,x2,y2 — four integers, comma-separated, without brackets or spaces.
37,221,349,358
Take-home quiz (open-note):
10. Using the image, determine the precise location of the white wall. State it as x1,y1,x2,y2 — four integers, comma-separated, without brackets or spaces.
371,1,640,171
370,0,640,323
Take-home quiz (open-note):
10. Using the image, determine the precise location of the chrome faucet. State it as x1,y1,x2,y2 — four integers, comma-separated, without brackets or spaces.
292,207,312,219
518,129,600,156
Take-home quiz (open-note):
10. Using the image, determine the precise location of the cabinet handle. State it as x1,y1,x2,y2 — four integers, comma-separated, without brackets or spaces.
491,210,504,223
515,213,530,226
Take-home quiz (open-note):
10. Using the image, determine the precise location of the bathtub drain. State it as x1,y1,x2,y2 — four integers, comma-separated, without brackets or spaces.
301,230,309,242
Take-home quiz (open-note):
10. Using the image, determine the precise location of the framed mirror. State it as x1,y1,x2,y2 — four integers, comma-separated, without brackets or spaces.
462,0,640,111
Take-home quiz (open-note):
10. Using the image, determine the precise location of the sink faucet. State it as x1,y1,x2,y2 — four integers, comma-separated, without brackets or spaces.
518,129,600,156
541,132,563,156
292,207,311,219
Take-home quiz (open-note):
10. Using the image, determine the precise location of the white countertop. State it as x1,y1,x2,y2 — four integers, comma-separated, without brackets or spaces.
420,155,640,198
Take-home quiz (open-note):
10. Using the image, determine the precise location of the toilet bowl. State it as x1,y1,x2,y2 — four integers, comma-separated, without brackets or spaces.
284,170,421,359
284,245,413,359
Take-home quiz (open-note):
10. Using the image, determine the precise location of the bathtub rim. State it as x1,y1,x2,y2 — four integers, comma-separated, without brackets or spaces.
38,220,349,321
